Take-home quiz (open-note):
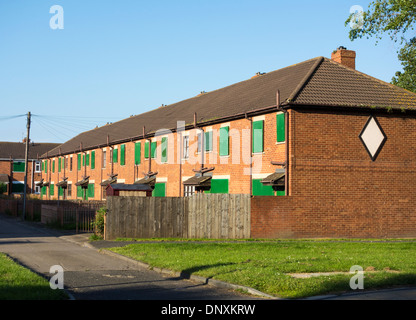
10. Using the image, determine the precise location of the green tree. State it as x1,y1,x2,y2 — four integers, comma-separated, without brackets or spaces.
346,0,416,93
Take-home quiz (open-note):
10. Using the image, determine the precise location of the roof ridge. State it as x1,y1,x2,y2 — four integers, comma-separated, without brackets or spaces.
285,56,324,104
324,57,416,98
147,56,326,111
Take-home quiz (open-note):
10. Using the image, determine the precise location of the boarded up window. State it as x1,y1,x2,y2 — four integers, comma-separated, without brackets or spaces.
219,126,229,156
91,151,95,169
161,137,168,163
120,144,126,166
135,142,141,165
144,141,150,159
252,120,264,153
77,154,81,171
205,131,213,152
151,141,157,159
276,113,285,143
13,162,25,172
113,148,118,163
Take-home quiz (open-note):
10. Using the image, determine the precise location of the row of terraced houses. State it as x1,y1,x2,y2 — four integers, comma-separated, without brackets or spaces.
31,47,416,238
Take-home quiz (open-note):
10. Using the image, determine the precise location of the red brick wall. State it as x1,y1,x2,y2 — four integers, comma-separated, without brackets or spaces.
44,112,287,200
0,159,42,195
252,108,416,238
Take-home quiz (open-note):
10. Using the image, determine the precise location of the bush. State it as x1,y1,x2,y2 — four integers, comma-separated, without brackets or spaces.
0,183,6,194
91,206,106,239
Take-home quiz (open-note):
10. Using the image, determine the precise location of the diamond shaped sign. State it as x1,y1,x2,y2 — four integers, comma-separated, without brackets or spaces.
359,116,387,161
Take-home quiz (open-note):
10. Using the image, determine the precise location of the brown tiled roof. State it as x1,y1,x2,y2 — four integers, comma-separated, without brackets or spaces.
292,58,416,109
42,56,416,158
183,175,212,186
0,142,60,159
261,171,285,187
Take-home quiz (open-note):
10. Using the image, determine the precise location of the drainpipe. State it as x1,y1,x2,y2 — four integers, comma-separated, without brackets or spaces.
245,113,252,196
148,138,152,174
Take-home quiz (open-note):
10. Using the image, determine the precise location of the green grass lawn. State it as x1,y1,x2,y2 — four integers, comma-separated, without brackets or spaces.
108,239,416,299
0,253,69,300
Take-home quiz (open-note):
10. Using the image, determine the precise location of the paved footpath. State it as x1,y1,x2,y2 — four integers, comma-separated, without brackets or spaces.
0,214,257,300
1,213,415,301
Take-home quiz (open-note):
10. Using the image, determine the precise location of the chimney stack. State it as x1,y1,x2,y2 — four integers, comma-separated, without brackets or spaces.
331,46,356,70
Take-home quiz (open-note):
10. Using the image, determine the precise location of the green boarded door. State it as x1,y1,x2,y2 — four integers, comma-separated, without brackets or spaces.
206,179,229,194
152,182,166,197
252,179,274,196
252,179,285,196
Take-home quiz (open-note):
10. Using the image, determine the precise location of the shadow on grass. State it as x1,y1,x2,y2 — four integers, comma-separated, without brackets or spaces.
169,262,237,282
291,272,416,299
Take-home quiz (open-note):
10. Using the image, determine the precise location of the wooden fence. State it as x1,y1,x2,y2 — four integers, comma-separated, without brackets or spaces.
106,196,188,239
105,194,251,240
188,194,251,239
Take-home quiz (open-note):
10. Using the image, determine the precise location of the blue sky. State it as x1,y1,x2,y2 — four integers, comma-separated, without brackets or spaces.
0,0,403,144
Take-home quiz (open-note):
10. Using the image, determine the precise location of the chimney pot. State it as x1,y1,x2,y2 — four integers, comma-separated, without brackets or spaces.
331,47,356,70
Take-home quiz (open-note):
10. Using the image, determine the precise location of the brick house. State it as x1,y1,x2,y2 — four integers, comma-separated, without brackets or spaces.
38,47,416,238
0,141,60,196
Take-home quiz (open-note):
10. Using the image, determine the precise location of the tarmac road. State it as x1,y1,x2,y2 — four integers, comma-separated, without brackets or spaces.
0,213,256,300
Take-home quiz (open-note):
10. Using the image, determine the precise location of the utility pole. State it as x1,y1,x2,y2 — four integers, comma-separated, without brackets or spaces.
22,111,31,221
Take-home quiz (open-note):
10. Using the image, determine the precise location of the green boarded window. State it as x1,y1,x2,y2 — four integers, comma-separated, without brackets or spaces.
77,185,83,198
13,162,25,172
277,113,285,142
120,144,126,166
91,151,95,169
219,126,229,156
206,179,229,194
152,182,166,197
44,161,48,173
252,179,274,196
253,120,264,153
87,183,94,199
205,131,213,152
50,184,54,196
52,160,55,173
86,153,90,166
144,141,149,159
77,154,81,171
151,141,157,159
113,148,118,163
58,158,61,173
41,186,47,196
135,142,141,165
82,154,85,166
12,183,24,193
161,138,168,163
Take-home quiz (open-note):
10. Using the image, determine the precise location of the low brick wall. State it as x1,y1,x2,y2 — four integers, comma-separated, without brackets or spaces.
251,195,416,239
